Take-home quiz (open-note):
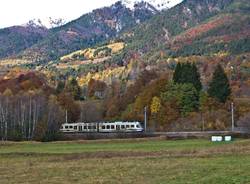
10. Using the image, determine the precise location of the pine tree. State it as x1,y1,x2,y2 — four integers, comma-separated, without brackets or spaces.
208,64,231,103
191,63,202,92
173,62,181,83
173,62,202,92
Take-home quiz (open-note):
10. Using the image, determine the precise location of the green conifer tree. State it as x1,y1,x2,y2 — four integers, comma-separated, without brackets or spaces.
191,63,202,92
173,62,181,83
208,64,231,103
173,62,202,92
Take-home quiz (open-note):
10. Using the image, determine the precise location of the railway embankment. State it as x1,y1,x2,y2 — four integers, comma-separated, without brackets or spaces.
60,131,250,141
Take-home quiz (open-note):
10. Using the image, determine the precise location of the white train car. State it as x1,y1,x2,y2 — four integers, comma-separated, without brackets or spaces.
99,122,143,133
60,123,80,133
60,122,98,133
60,121,143,133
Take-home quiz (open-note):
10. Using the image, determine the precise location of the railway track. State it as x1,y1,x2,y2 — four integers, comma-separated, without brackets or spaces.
154,131,249,139
61,131,249,140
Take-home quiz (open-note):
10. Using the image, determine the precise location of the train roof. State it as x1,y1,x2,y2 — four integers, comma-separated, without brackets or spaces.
62,121,141,125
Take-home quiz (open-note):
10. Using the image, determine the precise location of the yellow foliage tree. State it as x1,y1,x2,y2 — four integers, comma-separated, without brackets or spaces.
3,88,13,97
150,96,161,114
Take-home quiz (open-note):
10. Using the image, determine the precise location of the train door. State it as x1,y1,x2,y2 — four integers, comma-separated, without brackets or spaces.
79,125,82,132
121,125,125,132
116,125,120,131
83,125,87,132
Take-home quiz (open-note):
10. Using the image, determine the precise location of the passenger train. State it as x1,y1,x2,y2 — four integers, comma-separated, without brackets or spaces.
60,121,144,133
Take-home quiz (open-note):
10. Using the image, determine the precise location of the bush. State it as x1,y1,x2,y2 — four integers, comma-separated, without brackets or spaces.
41,131,63,142
8,129,23,141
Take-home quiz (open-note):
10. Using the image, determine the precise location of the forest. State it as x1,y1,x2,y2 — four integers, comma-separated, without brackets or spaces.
1,61,249,141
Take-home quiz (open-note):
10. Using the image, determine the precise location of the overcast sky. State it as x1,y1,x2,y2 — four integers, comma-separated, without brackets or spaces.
0,0,118,28
0,0,181,28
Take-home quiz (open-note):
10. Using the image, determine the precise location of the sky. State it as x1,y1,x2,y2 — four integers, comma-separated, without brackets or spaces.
0,0,181,28
0,0,118,28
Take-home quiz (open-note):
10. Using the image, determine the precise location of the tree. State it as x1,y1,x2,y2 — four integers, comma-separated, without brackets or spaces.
67,78,81,100
161,83,199,116
150,97,161,114
173,62,202,92
56,81,65,94
150,96,161,130
173,62,181,84
57,93,80,123
191,63,202,92
208,64,231,103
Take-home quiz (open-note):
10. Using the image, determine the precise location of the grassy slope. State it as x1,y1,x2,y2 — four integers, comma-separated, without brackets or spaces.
0,139,223,154
1,139,250,184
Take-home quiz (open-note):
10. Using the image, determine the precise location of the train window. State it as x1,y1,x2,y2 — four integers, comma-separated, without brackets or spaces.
107,125,110,129
88,126,92,129
74,126,77,130
79,126,82,131
126,125,129,128
102,125,105,129
69,126,73,129
93,126,96,129
121,125,125,129
131,125,135,128
84,126,87,130
116,125,120,129
136,125,140,128
65,126,68,129
111,125,115,129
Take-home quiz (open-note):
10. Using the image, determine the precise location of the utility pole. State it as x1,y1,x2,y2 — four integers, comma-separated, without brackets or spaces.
65,110,68,124
231,102,234,132
201,113,205,132
144,106,147,132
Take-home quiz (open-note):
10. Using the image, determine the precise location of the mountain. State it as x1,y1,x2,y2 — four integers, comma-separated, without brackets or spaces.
44,0,250,83
168,0,250,56
1,0,250,68
62,0,249,89
6,1,158,63
0,0,183,63
124,0,238,55
0,24,48,59
40,0,250,70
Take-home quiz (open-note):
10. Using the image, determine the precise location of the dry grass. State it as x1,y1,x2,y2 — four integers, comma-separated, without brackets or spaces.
60,42,124,62
1,139,250,184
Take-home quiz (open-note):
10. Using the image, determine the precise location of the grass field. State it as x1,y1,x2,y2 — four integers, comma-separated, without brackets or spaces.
1,138,250,184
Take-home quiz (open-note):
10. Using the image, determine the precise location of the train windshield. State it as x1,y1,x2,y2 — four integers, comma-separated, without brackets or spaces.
136,123,142,128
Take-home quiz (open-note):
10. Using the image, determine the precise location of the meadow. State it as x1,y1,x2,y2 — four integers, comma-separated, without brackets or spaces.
1,138,250,184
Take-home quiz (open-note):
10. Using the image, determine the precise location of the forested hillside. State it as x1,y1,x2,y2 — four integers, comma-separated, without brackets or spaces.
0,24,48,58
